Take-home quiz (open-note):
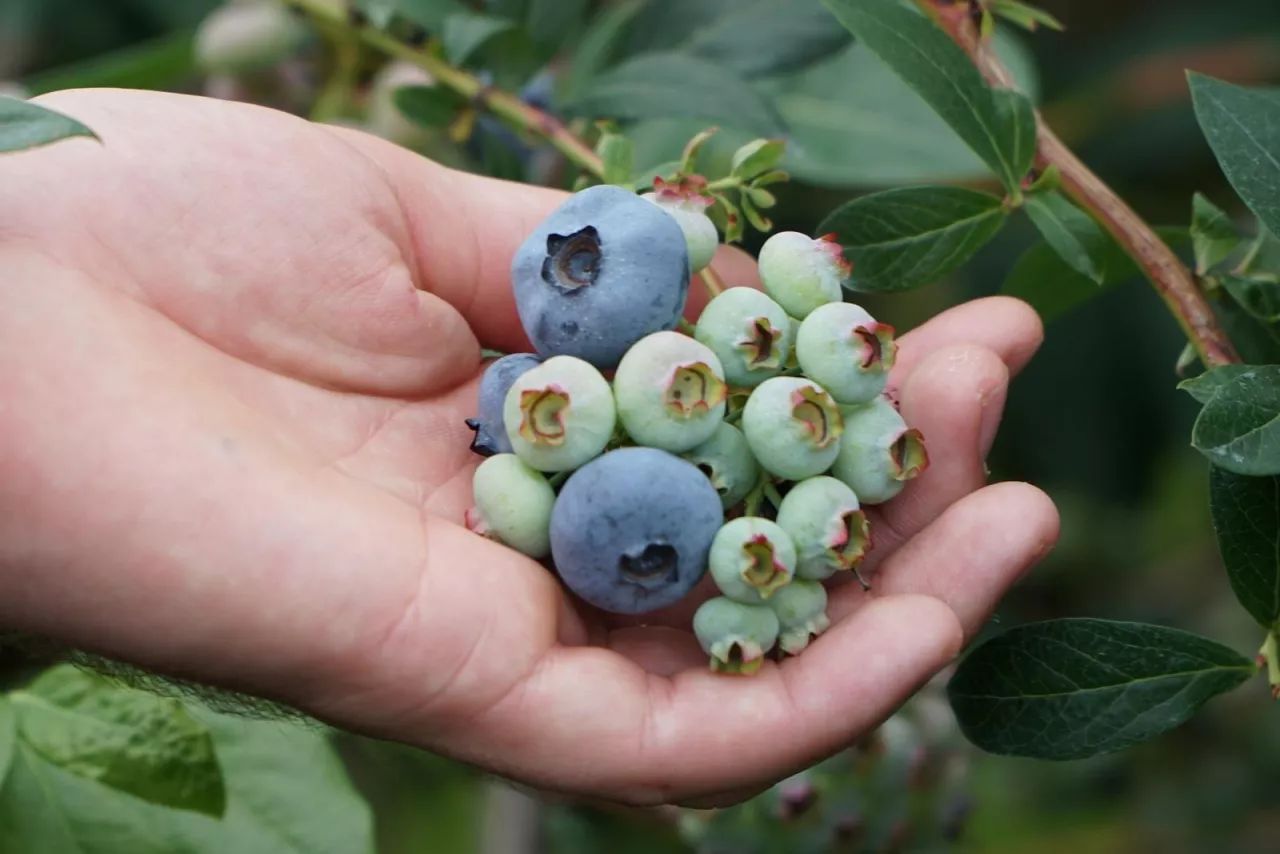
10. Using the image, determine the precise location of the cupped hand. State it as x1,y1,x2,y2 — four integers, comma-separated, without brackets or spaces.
0,89,1058,806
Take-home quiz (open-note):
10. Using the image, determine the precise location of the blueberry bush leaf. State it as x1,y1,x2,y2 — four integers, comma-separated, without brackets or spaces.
441,12,517,66
818,186,1008,293
1191,193,1242,274
820,0,1036,190
563,53,786,136
1178,364,1260,404
361,0,466,30
948,619,1256,759
673,0,851,79
0,699,375,854
11,666,225,817
1189,73,1280,239
1188,365,1280,476
0,96,97,153
565,0,645,99
1211,467,1280,628
393,86,464,128
1222,275,1280,323
1024,191,1108,283
525,0,588,53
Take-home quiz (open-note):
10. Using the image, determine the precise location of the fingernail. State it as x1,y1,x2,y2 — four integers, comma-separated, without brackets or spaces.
977,377,1008,460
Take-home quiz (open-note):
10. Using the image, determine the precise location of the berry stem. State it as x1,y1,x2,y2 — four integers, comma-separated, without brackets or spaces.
913,0,1240,368
286,0,605,178
678,318,697,335
699,266,725,299
1259,632,1280,700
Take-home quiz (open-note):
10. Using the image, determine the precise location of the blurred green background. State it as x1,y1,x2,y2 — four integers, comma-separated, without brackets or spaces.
7,0,1280,851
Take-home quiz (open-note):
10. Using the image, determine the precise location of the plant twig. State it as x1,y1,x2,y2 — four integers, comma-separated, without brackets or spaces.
916,0,1240,368
287,0,604,177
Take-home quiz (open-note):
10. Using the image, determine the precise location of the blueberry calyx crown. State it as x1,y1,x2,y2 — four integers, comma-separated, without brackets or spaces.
665,362,728,416
741,534,792,598
890,428,929,481
739,317,785,370
710,637,767,675
829,509,872,589
791,386,844,449
542,226,602,292
852,322,897,372
518,386,570,446
619,542,680,589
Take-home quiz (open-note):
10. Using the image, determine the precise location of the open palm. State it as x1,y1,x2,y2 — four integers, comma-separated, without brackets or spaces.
0,89,1057,805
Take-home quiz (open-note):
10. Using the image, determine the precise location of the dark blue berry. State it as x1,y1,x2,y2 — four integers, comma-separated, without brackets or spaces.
468,353,541,457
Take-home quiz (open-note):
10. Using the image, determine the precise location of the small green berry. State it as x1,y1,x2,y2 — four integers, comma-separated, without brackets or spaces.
680,423,761,509
466,454,556,558
833,396,928,504
757,232,851,319
694,287,795,387
693,596,781,675
643,180,719,273
194,3,311,76
796,302,897,405
613,331,727,452
775,476,872,583
742,377,844,480
767,579,830,654
709,517,797,603
504,355,616,472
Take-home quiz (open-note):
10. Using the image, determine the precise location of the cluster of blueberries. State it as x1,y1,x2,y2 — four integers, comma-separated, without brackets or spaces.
465,182,928,675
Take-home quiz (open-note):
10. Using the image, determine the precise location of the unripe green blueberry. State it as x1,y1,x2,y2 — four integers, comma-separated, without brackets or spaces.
775,476,872,582
613,331,727,452
832,396,929,504
692,596,781,675
709,517,797,603
680,423,760,509
767,579,830,654
466,454,555,558
757,232,851,319
643,182,719,273
694,287,794,387
504,356,616,472
741,377,844,480
195,2,311,76
796,302,898,405
367,61,439,149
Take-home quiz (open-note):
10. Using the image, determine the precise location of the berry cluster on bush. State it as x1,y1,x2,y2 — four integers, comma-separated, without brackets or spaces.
465,167,929,676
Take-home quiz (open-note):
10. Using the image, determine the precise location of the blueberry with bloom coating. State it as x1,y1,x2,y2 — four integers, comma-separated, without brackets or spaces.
775,476,872,584
694,287,794,387
709,517,796,603
613,331,727,452
693,597,780,675
550,448,723,614
503,356,615,472
741,377,844,480
767,580,830,654
833,396,929,504
511,184,691,369
757,232,851,319
466,353,542,457
465,454,555,558
681,423,760,509
796,303,897,405
643,178,719,273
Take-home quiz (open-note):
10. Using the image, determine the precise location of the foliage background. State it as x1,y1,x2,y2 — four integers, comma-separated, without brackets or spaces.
5,0,1280,851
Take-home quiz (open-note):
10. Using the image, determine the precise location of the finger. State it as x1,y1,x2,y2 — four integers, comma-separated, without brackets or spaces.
829,482,1058,639
852,345,1010,579
334,128,757,353
429,595,961,804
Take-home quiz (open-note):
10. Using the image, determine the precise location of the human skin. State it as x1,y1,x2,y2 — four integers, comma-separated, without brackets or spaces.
0,89,1059,807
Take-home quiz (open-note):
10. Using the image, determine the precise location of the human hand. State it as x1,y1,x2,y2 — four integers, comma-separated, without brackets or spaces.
0,89,1058,806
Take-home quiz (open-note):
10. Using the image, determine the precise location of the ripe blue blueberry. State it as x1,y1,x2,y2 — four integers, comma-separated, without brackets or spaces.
466,353,542,457
613,331,727,452
466,454,556,558
549,447,724,614
775,476,872,583
766,579,830,654
757,232,851,319
741,377,844,480
511,184,691,369
694,287,794,387
796,303,897,405
503,355,616,472
642,179,719,273
833,396,929,504
709,517,797,603
692,596,780,675
680,423,760,509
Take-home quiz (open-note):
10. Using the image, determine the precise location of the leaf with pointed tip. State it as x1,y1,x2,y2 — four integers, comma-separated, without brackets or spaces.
1189,364,1280,476
0,97,97,153
1179,364,1260,404
441,12,516,65
1024,191,1107,283
1190,73,1280,240
948,618,1256,759
1222,274,1280,323
1191,193,1242,274
393,86,464,128
989,0,1064,31
1211,467,1280,628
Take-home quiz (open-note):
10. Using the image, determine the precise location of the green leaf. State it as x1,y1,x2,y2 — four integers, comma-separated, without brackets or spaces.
948,618,1256,760
1189,364,1280,475
675,0,851,78
818,186,1008,293
366,0,467,30
0,97,96,154
596,128,634,187
564,53,786,137
820,0,1037,190
1211,467,1280,628
441,12,517,65
730,138,786,180
989,0,1064,31
1178,364,1258,404
1024,191,1107,283
393,86,463,128
0,700,14,790
1222,274,1280,323
12,667,224,817
0,703,374,854
565,0,645,99
1218,291,1280,364
526,0,589,53
1191,193,1242,274
1190,73,1280,240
